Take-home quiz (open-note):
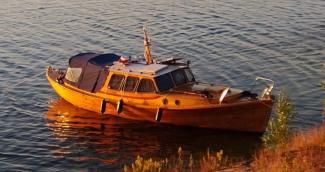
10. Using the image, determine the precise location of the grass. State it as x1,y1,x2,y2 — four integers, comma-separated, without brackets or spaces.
245,86,324,171
262,90,294,147
123,147,228,172
123,155,169,172
123,124,325,172
251,123,325,172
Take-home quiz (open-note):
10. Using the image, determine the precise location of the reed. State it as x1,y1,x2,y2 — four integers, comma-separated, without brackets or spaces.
123,124,325,172
123,155,169,172
123,147,228,172
251,124,325,172
262,89,294,147
251,79,325,171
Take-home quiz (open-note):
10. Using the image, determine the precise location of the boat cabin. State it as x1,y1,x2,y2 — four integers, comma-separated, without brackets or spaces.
63,52,195,94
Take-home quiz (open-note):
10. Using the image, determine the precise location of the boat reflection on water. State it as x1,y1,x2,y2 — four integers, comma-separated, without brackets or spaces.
45,98,263,167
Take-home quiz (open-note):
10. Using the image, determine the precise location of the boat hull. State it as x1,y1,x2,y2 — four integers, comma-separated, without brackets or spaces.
46,70,273,133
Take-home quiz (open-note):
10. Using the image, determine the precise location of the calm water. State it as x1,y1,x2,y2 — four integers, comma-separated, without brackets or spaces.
0,0,324,171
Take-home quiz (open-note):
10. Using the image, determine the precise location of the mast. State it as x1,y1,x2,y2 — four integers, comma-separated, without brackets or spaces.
143,26,152,64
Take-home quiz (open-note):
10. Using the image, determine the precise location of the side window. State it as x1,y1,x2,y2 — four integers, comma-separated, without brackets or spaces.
137,79,156,93
184,68,195,82
124,76,139,92
108,74,125,90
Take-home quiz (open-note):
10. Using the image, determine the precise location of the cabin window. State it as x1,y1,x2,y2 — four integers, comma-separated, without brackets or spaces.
137,79,156,93
108,74,125,90
155,73,174,92
184,68,195,82
65,67,82,83
124,76,139,92
171,69,187,86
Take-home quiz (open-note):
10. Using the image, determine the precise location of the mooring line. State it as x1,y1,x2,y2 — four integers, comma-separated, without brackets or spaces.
2,70,46,94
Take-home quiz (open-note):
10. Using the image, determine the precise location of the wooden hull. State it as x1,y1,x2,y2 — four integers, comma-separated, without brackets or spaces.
123,101,272,132
46,70,273,133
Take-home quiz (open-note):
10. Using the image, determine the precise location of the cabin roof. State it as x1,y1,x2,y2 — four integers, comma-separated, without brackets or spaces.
68,52,187,78
68,52,120,68
109,61,185,77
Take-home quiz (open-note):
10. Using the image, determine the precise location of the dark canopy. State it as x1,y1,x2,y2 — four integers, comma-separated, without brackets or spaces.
65,52,120,92
69,52,120,68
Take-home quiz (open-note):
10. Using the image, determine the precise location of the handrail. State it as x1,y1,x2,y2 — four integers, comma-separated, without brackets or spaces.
254,76,275,99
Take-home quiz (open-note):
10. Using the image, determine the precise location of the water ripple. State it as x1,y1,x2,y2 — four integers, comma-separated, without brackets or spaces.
0,0,324,170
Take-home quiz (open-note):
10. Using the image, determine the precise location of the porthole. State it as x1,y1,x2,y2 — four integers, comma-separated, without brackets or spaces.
162,98,168,105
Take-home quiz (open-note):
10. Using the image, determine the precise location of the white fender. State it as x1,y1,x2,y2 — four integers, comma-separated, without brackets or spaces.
219,87,230,104
117,99,123,114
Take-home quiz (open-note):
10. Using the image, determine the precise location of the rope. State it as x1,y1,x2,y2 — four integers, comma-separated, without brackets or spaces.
1,51,63,94
0,54,64,107
0,70,47,104
2,71,45,93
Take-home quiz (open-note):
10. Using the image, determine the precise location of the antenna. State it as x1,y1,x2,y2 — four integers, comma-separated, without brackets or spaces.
143,26,152,64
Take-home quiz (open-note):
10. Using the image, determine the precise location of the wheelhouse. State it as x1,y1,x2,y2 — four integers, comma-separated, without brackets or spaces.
106,66,195,93
63,51,196,94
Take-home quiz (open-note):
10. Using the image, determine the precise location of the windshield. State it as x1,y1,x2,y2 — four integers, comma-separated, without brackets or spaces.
155,73,174,92
155,68,195,92
171,69,187,86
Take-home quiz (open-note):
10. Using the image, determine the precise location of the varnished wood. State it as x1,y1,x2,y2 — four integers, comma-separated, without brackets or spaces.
47,69,274,133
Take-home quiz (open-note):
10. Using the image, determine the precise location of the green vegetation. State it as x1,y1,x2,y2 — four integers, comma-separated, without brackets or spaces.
253,73,324,171
262,89,294,147
252,124,325,172
123,155,168,172
124,125,325,172
123,147,227,172
200,149,225,172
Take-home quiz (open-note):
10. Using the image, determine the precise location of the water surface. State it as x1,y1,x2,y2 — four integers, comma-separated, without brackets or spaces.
0,0,324,170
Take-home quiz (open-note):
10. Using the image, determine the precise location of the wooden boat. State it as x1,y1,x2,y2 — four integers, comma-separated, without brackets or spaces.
46,27,274,133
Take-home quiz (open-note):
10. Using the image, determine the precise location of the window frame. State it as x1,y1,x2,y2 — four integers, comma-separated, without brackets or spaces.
123,76,140,92
184,68,195,82
154,73,175,92
171,69,188,86
137,78,157,93
108,74,125,91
